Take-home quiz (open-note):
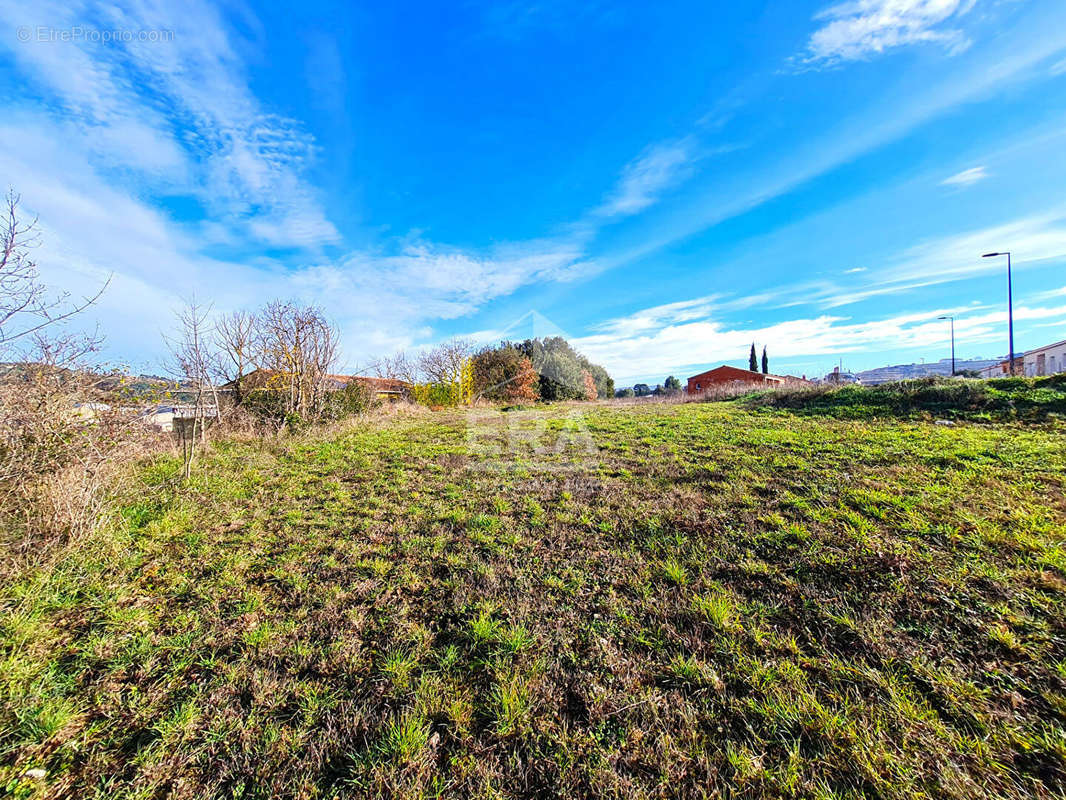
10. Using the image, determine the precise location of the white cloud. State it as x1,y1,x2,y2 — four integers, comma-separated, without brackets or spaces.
1051,56,1066,76
940,165,987,187
803,0,977,66
594,140,696,218
0,0,622,368
824,207,1066,305
573,206,1066,383
574,300,1066,384
590,295,723,336
843,267,867,274
1031,285,1066,302
0,0,339,249
720,208,1066,313
0,111,613,372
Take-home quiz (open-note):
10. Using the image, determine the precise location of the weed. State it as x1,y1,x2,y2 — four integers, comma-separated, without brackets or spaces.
381,648,419,691
491,674,531,735
380,711,431,762
693,592,736,630
660,558,688,586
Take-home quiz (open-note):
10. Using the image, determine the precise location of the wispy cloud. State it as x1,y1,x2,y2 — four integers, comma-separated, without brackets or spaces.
590,295,723,336
708,208,1066,313
593,139,697,218
802,0,977,66
0,0,338,248
1030,285,1066,302
720,208,1066,312
599,17,1066,276
940,165,988,187
0,0,626,366
0,102,605,369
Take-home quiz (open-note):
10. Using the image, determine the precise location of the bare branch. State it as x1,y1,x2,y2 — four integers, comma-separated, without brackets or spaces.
0,190,111,354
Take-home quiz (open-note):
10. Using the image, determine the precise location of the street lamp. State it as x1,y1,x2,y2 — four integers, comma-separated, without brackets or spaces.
937,315,955,376
982,251,1014,375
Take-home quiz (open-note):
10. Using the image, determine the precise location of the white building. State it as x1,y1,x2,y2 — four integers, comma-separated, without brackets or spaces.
977,358,1022,378
66,402,111,423
823,366,859,384
1023,339,1066,377
138,404,218,433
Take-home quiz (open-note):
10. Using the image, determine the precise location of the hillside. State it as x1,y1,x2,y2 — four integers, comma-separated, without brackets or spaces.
2,401,1065,798
856,358,1000,384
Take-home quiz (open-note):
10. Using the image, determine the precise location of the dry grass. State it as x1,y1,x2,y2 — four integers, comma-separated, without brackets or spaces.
0,371,167,574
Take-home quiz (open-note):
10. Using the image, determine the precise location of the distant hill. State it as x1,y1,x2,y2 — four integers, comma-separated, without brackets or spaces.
856,357,1000,385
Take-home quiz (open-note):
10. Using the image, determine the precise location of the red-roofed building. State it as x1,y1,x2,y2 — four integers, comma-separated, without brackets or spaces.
685,365,785,395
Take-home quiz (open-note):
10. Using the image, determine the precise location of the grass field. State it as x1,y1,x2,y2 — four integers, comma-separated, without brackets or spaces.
3,398,1066,798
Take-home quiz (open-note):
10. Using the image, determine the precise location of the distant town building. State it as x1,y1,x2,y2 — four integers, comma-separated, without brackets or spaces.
686,366,785,394
977,357,1022,378
823,366,859,385
1023,339,1066,377
139,404,219,433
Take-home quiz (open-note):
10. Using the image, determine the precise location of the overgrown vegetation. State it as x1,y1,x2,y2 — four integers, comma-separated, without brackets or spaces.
2,400,1064,798
741,375,1066,422
396,336,613,407
0,190,131,559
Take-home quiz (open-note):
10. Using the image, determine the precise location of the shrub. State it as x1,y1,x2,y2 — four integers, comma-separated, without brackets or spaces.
0,364,162,563
412,366,473,407
581,369,597,401
472,346,539,402
323,380,377,420
241,388,290,427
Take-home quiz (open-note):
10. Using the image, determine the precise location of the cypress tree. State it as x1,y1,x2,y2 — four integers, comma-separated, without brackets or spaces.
749,343,758,372
761,346,768,374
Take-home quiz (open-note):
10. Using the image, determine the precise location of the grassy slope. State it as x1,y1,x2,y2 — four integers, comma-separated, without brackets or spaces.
2,402,1066,799
742,376,1066,422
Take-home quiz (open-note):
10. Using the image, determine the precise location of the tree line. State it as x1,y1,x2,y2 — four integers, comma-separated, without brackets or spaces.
377,336,614,406
615,375,683,398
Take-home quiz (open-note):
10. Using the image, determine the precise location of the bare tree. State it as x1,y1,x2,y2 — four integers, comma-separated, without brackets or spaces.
256,301,338,423
1,189,109,354
376,350,419,385
215,309,258,402
418,338,472,385
166,298,218,478
0,190,155,560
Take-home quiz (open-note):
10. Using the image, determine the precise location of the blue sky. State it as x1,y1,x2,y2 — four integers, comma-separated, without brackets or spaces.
2,0,1066,384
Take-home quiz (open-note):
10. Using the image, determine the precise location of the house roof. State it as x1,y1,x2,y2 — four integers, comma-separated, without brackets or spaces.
687,365,785,382
1024,338,1066,356
347,375,408,393
224,369,409,393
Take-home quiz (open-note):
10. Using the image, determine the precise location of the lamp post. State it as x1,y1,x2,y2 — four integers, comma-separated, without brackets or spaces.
982,251,1014,375
937,315,955,376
